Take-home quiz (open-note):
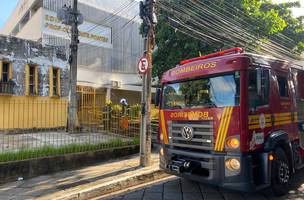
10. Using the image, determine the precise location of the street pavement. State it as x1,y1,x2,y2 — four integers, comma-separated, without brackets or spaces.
104,168,304,200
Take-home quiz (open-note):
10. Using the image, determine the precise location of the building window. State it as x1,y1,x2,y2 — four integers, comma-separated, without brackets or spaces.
0,61,13,82
53,68,58,96
2,63,9,82
25,64,38,96
29,66,36,95
0,61,14,94
49,66,61,97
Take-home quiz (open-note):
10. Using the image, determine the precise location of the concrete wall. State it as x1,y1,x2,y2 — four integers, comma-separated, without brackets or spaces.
0,35,68,97
0,35,68,130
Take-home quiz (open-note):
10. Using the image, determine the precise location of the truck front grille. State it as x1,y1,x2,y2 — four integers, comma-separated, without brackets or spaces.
168,120,214,151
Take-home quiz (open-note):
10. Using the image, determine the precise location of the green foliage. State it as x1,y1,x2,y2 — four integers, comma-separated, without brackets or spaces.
153,0,304,79
153,15,218,79
243,0,287,34
0,138,139,163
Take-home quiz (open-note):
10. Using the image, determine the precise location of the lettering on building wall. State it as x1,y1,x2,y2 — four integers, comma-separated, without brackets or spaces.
42,10,112,48
44,15,109,43
171,62,217,76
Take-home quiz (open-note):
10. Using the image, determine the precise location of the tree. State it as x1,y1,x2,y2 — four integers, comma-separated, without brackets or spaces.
153,0,304,80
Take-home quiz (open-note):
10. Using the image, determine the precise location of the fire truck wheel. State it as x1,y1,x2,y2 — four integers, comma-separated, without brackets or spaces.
271,147,290,196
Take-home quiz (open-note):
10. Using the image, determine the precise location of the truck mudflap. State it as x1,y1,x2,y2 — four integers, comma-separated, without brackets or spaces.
160,147,271,192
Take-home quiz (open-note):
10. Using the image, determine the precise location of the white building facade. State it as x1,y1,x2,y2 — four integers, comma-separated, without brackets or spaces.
1,0,144,104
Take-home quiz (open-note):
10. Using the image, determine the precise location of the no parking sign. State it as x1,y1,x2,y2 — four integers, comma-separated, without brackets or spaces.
138,56,149,74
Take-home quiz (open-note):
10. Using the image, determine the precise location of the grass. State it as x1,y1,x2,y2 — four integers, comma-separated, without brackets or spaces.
0,137,139,163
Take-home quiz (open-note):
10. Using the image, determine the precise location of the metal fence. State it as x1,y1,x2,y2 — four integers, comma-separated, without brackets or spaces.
0,98,159,162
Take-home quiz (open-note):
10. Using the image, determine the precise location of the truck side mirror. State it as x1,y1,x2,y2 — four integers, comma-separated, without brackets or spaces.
155,88,161,107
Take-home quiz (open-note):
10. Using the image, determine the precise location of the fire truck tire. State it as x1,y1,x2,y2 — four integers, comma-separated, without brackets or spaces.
271,147,290,196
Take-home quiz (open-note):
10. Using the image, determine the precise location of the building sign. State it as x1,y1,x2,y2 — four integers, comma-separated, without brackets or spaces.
42,10,112,48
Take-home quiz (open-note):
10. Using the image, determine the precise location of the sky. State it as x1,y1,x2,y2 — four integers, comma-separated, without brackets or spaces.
0,0,303,30
0,0,18,30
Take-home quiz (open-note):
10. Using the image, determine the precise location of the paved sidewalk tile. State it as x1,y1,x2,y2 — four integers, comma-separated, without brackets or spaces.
123,190,144,199
0,153,159,200
163,192,182,200
143,192,162,200
164,179,181,193
199,183,219,193
183,192,203,200
145,184,163,193
203,193,224,200
181,179,201,193
221,192,244,200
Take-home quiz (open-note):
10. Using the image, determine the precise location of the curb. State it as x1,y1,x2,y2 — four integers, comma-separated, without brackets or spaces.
53,168,169,200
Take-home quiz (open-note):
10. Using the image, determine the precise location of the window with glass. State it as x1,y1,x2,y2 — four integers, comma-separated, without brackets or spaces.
29,65,36,95
277,75,289,97
2,62,9,82
293,70,304,100
248,68,270,109
53,68,58,96
162,72,240,109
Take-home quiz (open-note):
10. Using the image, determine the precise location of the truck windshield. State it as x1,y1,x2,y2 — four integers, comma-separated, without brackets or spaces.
162,72,240,109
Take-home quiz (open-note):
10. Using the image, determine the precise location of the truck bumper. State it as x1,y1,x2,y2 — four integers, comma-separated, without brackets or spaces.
160,147,271,192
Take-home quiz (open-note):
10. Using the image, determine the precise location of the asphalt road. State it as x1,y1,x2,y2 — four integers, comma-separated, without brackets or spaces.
103,168,304,200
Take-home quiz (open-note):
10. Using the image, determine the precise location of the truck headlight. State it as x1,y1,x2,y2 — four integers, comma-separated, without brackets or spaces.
226,137,240,149
225,158,241,171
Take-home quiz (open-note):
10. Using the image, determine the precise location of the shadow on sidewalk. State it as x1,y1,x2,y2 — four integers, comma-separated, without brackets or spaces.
57,165,141,190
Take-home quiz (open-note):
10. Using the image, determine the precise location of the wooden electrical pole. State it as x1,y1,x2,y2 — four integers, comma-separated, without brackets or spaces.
139,0,157,167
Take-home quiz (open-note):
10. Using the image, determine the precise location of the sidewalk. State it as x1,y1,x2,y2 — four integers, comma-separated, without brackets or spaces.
0,153,167,200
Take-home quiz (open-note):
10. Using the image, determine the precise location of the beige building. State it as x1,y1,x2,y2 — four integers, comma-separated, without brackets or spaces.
1,0,146,105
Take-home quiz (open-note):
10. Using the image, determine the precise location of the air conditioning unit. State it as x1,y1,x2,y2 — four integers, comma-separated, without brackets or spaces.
111,81,121,89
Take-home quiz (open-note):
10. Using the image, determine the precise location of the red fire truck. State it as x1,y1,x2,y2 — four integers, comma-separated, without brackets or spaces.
155,47,304,195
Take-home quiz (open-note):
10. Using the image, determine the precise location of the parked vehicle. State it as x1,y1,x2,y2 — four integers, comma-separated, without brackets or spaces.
155,47,304,195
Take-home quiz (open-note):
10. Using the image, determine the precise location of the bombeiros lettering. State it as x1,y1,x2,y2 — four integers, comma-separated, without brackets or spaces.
171,62,216,75
170,111,210,119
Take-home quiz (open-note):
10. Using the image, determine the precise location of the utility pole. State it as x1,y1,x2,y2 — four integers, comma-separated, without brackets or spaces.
58,0,83,133
139,0,157,167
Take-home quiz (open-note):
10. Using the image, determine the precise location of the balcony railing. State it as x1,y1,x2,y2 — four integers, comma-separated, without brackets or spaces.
0,81,15,95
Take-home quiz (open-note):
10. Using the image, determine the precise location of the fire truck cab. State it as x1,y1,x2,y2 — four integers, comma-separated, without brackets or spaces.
156,48,304,195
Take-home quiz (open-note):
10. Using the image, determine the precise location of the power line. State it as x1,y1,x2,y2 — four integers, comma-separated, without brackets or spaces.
156,0,302,61
85,0,137,34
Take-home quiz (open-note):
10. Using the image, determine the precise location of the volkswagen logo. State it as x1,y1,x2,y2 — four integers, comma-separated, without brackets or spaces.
181,126,194,141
